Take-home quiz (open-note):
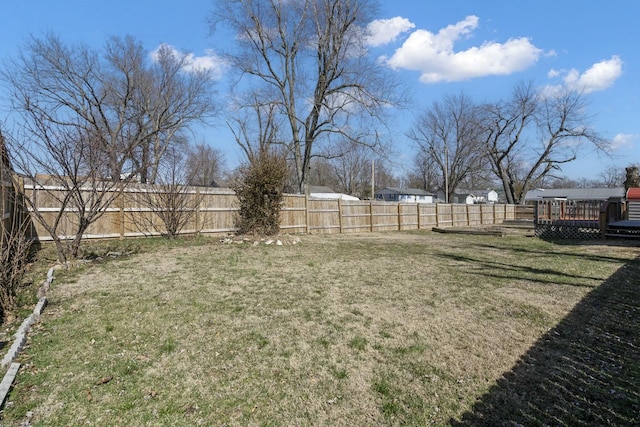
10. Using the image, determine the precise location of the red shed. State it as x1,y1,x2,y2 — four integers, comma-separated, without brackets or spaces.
628,188,640,200
627,188,640,220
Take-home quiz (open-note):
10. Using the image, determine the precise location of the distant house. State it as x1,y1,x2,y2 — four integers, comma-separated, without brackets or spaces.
374,187,434,203
523,188,625,202
437,189,499,204
309,186,359,201
452,189,499,204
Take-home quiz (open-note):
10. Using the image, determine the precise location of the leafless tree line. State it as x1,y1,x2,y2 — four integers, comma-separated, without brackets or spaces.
407,83,610,204
2,35,223,261
215,0,615,204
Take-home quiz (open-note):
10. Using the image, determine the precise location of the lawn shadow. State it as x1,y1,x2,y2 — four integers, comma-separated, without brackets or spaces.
450,255,640,426
434,252,602,288
471,241,639,265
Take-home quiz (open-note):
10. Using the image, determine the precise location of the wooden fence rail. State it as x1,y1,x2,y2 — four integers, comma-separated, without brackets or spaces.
4,180,523,241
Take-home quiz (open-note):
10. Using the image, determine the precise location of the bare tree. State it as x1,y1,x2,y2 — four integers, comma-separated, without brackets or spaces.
598,164,633,188
308,145,396,198
307,158,341,191
185,143,226,187
6,122,124,262
480,82,609,203
228,96,284,166
130,140,204,239
213,0,402,194
400,150,441,193
308,140,375,197
408,92,485,203
133,43,218,184
330,142,374,197
2,34,216,260
5,35,135,181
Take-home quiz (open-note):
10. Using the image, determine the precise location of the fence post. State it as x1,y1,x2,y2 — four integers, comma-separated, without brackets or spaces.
451,204,455,227
466,204,471,226
305,195,310,234
369,201,374,232
417,203,421,229
195,186,201,234
338,198,343,234
435,203,440,227
119,184,125,239
398,203,402,230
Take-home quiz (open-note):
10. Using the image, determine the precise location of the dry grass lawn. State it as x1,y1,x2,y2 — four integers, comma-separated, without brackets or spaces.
2,231,639,426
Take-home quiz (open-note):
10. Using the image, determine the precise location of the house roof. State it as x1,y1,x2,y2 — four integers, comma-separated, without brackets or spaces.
455,189,497,196
524,187,625,201
310,192,360,201
309,185,335,193
375,187,433,196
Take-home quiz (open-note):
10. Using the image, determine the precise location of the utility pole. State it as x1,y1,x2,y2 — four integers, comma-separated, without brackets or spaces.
371,159,375,200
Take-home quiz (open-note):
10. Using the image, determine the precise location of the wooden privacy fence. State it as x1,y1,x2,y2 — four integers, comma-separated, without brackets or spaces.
283,197,518,234
15,181,519,241
1,166,12,234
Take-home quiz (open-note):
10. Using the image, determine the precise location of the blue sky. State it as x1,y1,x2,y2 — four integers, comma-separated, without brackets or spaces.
1,0,638,183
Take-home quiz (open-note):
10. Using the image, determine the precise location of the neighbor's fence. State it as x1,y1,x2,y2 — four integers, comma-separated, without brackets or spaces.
282,197,519,234
14,180,521,241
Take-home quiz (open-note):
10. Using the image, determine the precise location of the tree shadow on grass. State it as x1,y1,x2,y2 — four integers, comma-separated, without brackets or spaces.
450,256,640,426
470,241,639,265
435,252,603,288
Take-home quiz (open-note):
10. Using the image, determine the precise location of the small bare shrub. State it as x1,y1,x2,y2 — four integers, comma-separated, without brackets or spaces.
1,131,32,318
0,196,32,319
129,144,205,239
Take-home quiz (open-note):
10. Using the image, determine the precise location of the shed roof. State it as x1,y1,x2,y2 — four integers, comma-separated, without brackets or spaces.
309,185,335,193
375,187,433,196
627,188,640,200
524,187,625,201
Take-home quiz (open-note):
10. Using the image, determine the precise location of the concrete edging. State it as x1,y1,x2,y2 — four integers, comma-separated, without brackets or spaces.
0,266,54,407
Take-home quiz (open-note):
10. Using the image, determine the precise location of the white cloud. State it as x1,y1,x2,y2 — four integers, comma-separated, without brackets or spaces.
565,56,623,93
610,133,636,151
366,17,415,47
151,44,227,80
547,68,561,78
543,56,623,95
383,15,542,83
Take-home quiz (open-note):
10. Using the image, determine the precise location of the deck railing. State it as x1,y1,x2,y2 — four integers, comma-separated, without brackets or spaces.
535,199,602,227
534,199,606,239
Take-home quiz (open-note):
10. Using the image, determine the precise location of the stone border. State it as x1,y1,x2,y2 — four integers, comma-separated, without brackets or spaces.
0,266,54,408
